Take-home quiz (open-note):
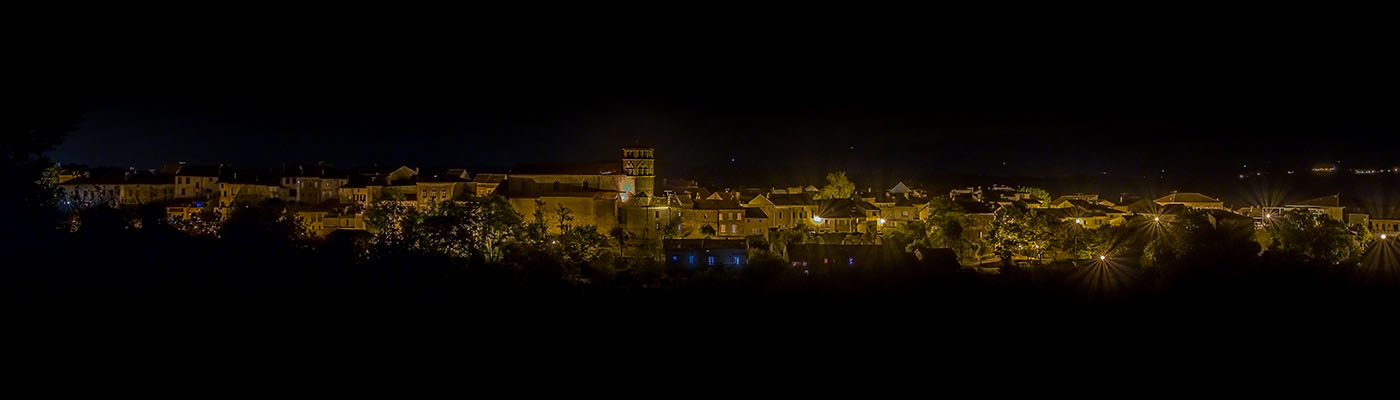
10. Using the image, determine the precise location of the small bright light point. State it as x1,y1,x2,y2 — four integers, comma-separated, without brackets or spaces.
1076,219,1083,224
1265,214,1271,218
1154,217,1160,222
877,218,885,225
812,216,823,223
1100,255,1106,260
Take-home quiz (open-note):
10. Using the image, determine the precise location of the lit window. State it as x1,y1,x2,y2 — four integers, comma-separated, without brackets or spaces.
848,257,855,265
708,256,715,265
733,256,741,265
689,256,695,264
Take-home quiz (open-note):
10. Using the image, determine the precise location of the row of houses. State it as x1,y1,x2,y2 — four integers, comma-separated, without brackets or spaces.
57,147,1399,251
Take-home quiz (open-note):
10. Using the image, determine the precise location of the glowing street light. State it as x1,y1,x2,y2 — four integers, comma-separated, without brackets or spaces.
1100,255,1106,260
877,218,886,225
1075,219,1083,224
812,216,823,224
1153,217,1160,222
1265,214,1271,219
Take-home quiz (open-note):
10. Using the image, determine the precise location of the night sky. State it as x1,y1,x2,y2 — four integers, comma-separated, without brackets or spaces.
42,19,1400,185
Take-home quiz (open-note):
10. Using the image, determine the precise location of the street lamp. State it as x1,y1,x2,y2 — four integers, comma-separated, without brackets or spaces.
812,216,823,224
1265,214,1271,219
877,218,885,225
1100,255,1106,260
1075,218,1083,224
1153,217,1160,222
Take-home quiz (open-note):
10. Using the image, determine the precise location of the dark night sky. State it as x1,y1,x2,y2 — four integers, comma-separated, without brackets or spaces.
37,15,1400,185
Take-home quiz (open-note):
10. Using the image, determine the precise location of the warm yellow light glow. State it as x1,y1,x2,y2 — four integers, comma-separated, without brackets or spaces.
1154,217,1160,222
1076,219,1083,224
812,216,823,223
1265,214,1271,218
1100,255,1106,260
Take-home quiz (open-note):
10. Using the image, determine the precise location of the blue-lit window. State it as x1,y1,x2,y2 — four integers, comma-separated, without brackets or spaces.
672,255,678,262
733,256,741,265
707,256,715,265
848,257,855,265
688,256,695,264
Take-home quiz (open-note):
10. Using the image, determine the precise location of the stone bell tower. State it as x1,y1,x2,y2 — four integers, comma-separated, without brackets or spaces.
622,146,655,196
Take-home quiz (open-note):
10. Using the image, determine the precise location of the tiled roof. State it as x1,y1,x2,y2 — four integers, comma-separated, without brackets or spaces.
1289,194,1341,207
692,199,744,210
1155,192,1220,203
744,207,769,219
663,239,748,251
768,193,815,206
816,198,875,219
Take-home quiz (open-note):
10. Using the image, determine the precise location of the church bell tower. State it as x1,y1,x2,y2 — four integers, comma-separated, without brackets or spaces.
622,146,655,196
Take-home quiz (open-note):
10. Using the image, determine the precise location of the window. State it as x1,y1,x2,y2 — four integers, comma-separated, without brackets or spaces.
672,255,678,262
733,256,741,265
848,257,855,265
689,256,695,264
655,211,659,218
707,256,715,265
731,224,737,233
720,225,726,233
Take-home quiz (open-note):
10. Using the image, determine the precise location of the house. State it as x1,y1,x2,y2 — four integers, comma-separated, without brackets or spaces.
415,171,472,207
663,239,749,268
1283,194,1345,221
168,164,223,200
114,173,178,206
873,193,928,228
1370,215,1400,239
280,164,349,205
1154,191,1226,210
618,192,679,241
682,199,748,238
813,198,880,233
471,173,506,196
1051,199,1128,228
741,207,771,236
217,174,285,208
746,193,818,230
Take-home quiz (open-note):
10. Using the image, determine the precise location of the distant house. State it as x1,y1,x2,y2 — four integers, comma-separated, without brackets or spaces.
814,198,880,233
1047,199,1128,228
280,164,349,205
746,193,818,230
217,172,284,207
663,239,748,268
415,171,472,207
1154,191,1226,210
682,199,747,238
741,207,771,236
1371,218,1400,239
1283,194,1345,221
168,164,223,200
